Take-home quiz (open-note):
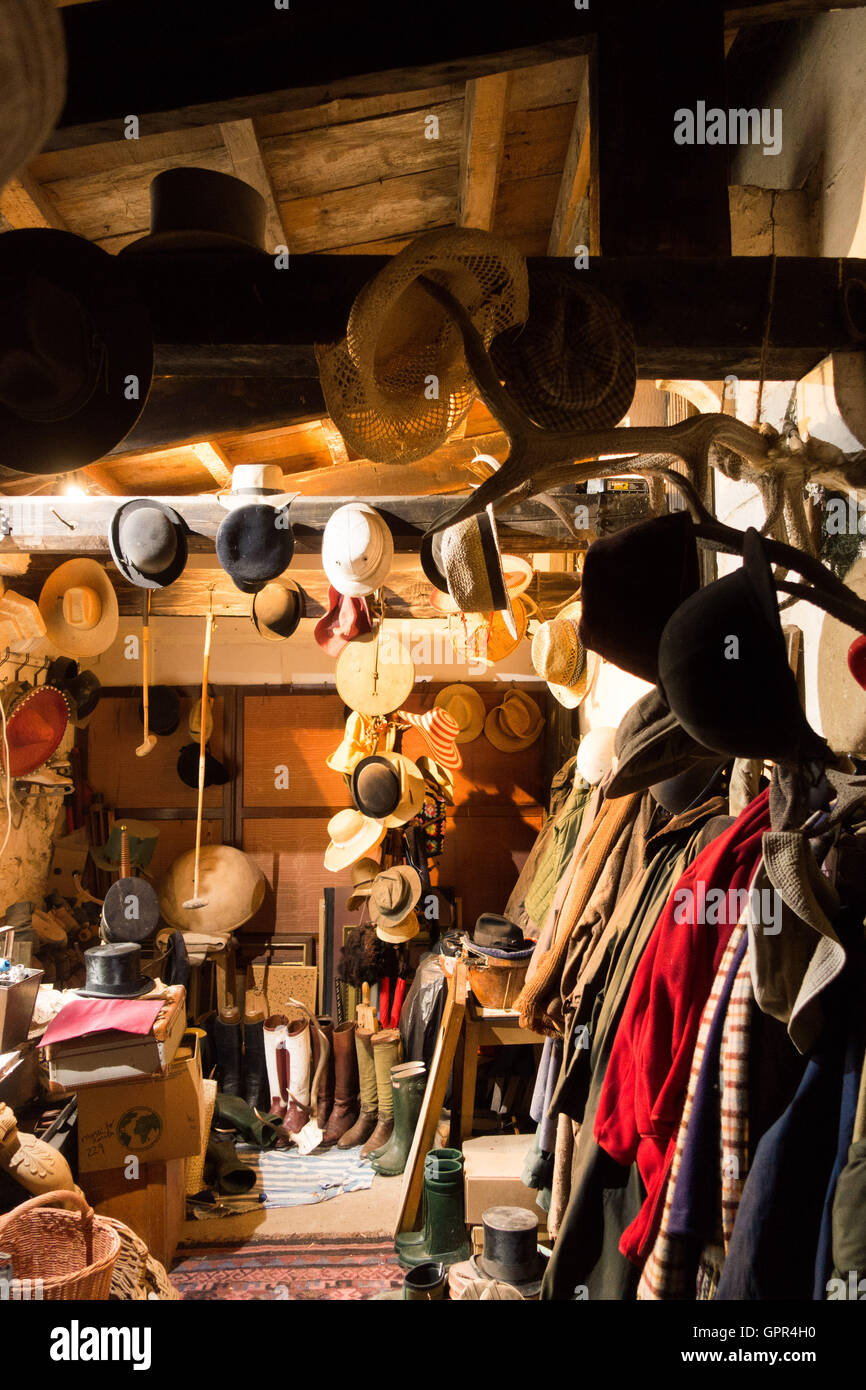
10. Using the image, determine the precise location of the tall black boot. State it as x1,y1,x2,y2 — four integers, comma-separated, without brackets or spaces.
214,1006,242,1095
243,1011,268,1111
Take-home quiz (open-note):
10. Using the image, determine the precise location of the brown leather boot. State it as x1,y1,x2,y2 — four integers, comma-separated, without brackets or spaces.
319,1021,360,1148
311,1017,334,1130
361,1028,403,1158
337,1027,379,1149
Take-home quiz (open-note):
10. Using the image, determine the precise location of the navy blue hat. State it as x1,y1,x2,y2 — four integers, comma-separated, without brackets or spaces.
215,503,294,595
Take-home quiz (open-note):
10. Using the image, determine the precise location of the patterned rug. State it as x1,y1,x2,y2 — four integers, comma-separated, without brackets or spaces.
171,1235,404,1300
235,1142,376,1207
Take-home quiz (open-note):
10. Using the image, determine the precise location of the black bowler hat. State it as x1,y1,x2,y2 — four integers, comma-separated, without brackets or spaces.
578,511,700,684
215,503,294,595
176,742,231,789
471,913,532,957
80,942,153,999
0,230,153,475
473,1207,543,1295
351,755,401,819
658,527,828,765
138,686,180,737
109,498,188,590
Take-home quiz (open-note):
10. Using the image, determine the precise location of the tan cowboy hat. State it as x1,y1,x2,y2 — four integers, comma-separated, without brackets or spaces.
38,558,119,658
335,627,416,717
346,855,381,911
484,689,545,753
416,754,455,803
316,227,528,466
324,808,387,872
817,557,866,755
377,752,426,827
531,599,595,709
159,844,266,938
438,684,486,743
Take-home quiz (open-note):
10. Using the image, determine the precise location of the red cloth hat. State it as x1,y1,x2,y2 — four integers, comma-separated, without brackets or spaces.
396,706,463,771
0,685,69,777
314,585,372,657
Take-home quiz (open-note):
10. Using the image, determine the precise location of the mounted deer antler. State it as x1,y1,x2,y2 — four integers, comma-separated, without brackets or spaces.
419,276,866,559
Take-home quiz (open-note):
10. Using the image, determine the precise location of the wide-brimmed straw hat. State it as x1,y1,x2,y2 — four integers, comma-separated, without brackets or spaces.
316,227,528,466
321,503,394,598
324,808,387,872
38,559,119,658
437,684,486,744
440,504,517,639
484,689,544,753
416,754,455,803
531,600,595,709
395,706,462,771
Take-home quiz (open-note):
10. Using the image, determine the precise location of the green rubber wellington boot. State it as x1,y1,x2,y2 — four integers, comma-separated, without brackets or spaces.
397,1168,470,1268
370,1069,427,1177
395,1150,464,1259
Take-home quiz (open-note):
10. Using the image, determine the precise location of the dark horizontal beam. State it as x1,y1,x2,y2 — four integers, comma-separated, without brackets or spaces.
52,0,593,150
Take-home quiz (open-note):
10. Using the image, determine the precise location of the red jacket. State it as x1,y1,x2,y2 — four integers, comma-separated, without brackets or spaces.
594,788,771,1264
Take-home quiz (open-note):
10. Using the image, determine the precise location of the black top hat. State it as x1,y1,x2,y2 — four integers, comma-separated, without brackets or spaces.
80,942,153,999
351,755,401,820
252,577,306,641
109,499,189,590
658,528,828,765
579,511,700,685
216,504,295,595
474,1207,543,1294
0,230,153,475
177,743,230,789
120,168,268,256
138,686,180,737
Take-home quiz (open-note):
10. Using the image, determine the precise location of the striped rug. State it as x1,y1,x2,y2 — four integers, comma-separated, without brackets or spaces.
235,1142,376,1207
171,1235,403,1300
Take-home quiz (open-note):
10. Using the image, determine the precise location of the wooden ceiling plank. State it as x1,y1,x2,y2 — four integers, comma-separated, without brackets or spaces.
457,73,510,231
319,420,351,466
190,442,233,487
548,56,592,256
0,171,68,229
219,117,286,254
277,167,456,254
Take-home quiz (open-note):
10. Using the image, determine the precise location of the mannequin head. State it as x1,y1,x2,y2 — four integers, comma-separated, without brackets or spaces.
576,726,617,786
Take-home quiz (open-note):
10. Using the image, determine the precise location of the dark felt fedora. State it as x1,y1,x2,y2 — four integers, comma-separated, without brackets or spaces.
0,230,153,475
470,913,533,958
120,167,268,256
44,657,101,723
80,942,153,999
252,576,306,641
138,686,180,737
351,754,402,820
657,528,828,765
607,687,720,799
216,503,295,595
109,499,188,590
579,511,700,683
177,743,230,789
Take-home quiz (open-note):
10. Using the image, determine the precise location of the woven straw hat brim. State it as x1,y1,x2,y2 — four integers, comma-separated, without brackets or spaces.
441,505,516,638
437,684,486,743
0,0,66,196
38,559,119,658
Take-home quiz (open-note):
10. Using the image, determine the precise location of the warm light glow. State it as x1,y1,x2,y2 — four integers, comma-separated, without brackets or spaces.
63,484,86,497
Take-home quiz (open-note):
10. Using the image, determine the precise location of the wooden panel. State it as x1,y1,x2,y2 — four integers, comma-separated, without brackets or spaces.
493,173,563,256
500,103,577,181
85,695,227,811
507,57,586,112
30,124,226,182
432,809,542,931
277,167,456,253
242,693,350,809
264,100,462,199
243,816,352,934
256,84,464,139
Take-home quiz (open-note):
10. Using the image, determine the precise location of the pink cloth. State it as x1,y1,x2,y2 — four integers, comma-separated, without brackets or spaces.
314,586,372,657
40,997,163,1047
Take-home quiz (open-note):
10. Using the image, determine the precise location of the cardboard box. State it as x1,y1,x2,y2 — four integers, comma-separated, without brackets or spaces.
77,1048,203,1172
463,1133,546,1227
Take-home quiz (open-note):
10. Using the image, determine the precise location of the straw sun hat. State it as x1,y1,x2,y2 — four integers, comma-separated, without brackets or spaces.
531,600,595,709
316,227,528,466
437,684,486,744
38,558,119,658
484,689,544,753
324,808,387,873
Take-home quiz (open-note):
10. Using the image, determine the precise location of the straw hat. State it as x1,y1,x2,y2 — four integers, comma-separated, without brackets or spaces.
159,844,266,938
217,464,297,510
484,689,544,753
321,503,393,598
324,808,387,872
346,856,381,911
316,226,528,466
438,684,486,743
531,600,594,708
416,754,455,803
38,559,119,658
463,596,533,668
817,557,866,755
440,504,516,639
395,706,462,770
335,628,416,718
0,0,66,198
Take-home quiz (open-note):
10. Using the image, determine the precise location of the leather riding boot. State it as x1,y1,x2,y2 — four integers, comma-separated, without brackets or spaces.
312,1018,334,1129
337,1027,379,1149
242,1011,268,1112
319,1021,360,1148
361,1028,403,1158
370,1067,427,1177
262,1014,290,1119
283,1020,312,1136
214,1006,242,1096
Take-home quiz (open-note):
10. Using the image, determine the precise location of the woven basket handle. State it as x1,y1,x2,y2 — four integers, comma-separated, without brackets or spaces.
0,1188,95,1260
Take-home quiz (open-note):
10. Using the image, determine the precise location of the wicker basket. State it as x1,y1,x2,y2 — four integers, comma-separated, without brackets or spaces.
101,1216,180,1301
185,1076,217,1196
0,1189,121,1300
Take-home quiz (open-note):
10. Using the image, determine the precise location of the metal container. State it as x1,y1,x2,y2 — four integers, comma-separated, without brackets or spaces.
0,967,43,1050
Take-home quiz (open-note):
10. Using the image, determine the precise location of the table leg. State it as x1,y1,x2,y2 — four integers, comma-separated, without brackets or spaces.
459,1013,480,1143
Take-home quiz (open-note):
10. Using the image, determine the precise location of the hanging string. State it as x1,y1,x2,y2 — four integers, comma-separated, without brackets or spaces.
754,191,778,428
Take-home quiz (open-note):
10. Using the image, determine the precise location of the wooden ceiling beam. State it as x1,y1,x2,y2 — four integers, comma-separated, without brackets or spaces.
0,171,67,230
547,54,592,256
457,73,510,231
318,419,350,466
190,442,233,487
219,118,286,255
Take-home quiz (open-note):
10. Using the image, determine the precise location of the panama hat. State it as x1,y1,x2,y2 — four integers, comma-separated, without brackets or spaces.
252,576,306,641
395,706,462,770
109,499,188,590
438,684,485,743
216,503,294,595
440,504,517,639
531,600,595,708
316,226,528,466
322,503,393,598
346,856,381,911
38,559,119,658
484,689,544,753
218,464,297,510
335,628,416,718
818,557,866,755
324,808,387,872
